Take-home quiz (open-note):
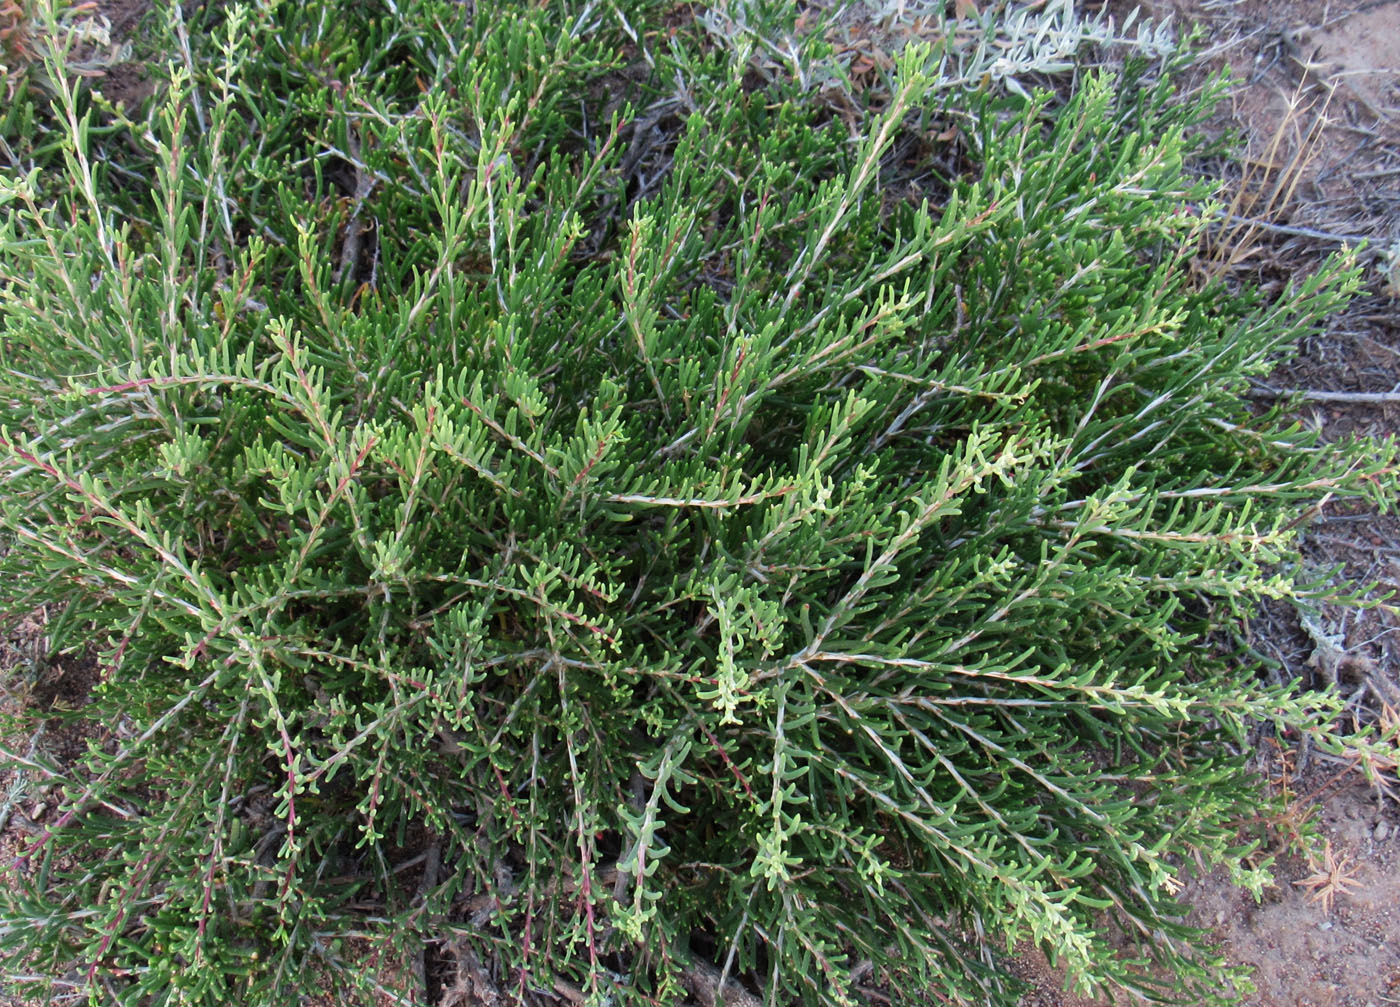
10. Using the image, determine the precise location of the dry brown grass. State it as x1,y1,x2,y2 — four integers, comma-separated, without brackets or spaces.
1197,83,1333,281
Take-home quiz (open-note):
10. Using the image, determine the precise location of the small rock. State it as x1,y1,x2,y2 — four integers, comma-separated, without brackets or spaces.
1318,920,1333,931
1376,820,1391,842
30,802,47,821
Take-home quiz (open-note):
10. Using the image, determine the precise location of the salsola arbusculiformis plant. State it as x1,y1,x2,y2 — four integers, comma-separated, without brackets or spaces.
0,1,1395,1005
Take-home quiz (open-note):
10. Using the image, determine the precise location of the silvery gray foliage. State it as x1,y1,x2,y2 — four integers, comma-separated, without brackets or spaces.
700,0,1179,99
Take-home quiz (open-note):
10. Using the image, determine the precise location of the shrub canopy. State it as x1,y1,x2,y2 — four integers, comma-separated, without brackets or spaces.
0,2,1393,1005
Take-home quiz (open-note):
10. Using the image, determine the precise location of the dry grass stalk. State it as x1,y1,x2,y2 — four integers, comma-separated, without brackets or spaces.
1200,83,1332,280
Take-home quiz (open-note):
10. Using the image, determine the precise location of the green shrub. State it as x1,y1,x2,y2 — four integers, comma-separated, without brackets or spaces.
0,1,1394,1005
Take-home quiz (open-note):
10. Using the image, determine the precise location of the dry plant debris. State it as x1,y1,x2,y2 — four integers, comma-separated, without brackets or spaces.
1292,839,1364,914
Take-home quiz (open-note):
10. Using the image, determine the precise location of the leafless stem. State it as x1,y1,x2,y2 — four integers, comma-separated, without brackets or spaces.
1221,213,1372,249
1248,384,1400,404
407,843,442,1006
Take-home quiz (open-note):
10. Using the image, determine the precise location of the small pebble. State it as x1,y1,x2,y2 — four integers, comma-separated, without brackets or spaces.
30,802,47,821
1375,820,1391,842
1318,920,1333,931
